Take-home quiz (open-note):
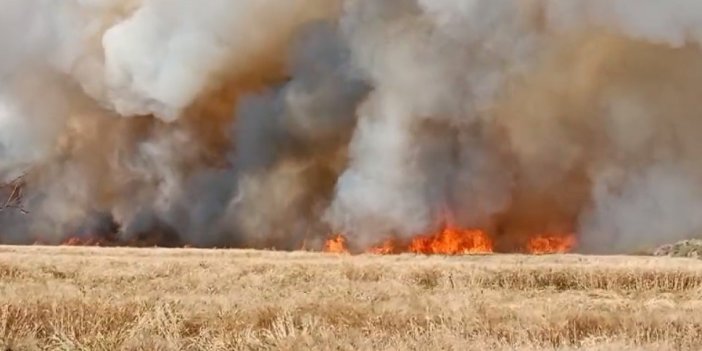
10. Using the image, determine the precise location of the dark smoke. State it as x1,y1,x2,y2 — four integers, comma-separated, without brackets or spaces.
2,0,702,253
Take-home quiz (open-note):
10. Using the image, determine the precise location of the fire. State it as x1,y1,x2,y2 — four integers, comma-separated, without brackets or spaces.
323,230,577,255
409,226,493,255
526,234,577,254
61,236,110,246
324,235,349,254
324,225,494,255
56,230,190,248
366,238,398,255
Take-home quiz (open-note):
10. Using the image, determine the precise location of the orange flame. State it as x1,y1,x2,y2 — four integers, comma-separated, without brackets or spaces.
408,226,493,255
61,236,108,246
324,235,349,254
526,234,576,254
366,238,399,255
324,226,495,255
323,231,577,255
323,207,577,255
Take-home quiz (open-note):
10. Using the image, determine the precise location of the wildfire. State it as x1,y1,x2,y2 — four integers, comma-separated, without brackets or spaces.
323,229,577,255
526,234,577,254
324,225,495,255
408,226,493,255
366,238,399,255
55,230,189,248
324,235,349,254
61,236,111,246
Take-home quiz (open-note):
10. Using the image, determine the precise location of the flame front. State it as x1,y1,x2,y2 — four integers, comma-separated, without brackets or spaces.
408,226,493,255
61,236,109,247
526,234,577,254
366,238,399,255
324,225,494,255
324,235,349,254
324,230,577,255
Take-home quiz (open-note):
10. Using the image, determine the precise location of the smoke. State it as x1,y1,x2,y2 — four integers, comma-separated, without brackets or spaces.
2,0,702,253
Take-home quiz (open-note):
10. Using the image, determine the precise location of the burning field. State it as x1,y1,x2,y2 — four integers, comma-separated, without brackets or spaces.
2,1,702,348
3,1,702,254
323,228,575,255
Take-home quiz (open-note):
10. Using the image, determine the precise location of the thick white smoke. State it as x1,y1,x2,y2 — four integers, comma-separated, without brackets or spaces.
102,0,335,121
2,0,702,253
330,0,702,251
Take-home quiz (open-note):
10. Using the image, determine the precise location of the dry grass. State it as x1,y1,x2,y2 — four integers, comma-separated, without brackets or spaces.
0,246,701,350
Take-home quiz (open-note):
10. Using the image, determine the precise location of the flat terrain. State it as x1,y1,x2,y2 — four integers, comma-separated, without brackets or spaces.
1,246,702,350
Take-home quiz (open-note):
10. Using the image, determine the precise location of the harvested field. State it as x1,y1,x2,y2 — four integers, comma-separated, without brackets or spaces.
1,246,702,350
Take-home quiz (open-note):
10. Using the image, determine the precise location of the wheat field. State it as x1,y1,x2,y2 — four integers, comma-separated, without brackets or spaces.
0,246,701,350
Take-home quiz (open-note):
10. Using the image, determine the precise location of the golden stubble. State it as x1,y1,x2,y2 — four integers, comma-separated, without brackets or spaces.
0,246,701,350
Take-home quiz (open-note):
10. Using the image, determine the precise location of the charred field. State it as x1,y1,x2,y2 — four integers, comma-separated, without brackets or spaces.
1,245,701,351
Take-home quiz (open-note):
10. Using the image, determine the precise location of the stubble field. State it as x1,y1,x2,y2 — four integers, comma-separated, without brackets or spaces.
0,246,701,350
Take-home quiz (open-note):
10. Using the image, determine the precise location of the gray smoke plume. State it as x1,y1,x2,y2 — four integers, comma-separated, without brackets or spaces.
2,0,702,253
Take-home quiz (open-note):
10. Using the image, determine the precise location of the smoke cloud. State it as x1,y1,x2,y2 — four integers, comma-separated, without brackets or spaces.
2,0,702,253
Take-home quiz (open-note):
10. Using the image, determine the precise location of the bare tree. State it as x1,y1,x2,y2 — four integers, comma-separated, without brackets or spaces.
0,173,28,214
